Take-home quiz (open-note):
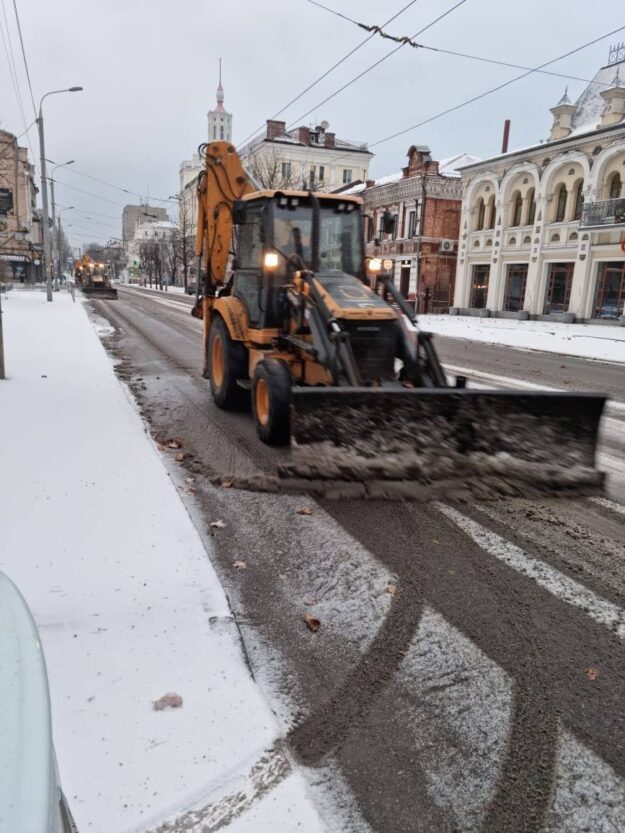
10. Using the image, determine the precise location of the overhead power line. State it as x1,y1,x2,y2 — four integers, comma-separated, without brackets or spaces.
10,0,36,116
307,0,607,88
53,179,126,206
0,4,34,157
238,0,422,147
369,23,625,148
287,0,467,129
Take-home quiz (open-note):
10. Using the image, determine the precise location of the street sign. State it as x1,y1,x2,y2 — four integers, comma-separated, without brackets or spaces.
0,189,13,215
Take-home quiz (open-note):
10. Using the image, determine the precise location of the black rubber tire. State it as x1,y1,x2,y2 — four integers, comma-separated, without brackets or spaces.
208,315,249,410
252,359,292,446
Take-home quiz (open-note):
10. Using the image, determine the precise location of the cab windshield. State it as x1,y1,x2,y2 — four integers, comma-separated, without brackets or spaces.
272,202,361,278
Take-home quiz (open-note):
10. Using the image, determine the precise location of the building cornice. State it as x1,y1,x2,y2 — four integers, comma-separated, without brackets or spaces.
458,120,625,173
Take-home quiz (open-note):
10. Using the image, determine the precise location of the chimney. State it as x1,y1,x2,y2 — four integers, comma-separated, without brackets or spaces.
501,119,511,154
324,132,336,149
296,126,310,144
266,119,286,141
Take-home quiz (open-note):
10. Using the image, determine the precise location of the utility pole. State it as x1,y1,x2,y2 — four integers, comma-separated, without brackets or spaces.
37,114,52,301
49,161,74,290
0,287,5,380
36,87,83,302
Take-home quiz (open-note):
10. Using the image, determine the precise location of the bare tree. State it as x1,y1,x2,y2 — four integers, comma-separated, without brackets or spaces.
171,208,195,291
245,148,298,190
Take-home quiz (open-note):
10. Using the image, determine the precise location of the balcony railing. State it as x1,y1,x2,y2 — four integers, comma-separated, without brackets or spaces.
580,198,625,228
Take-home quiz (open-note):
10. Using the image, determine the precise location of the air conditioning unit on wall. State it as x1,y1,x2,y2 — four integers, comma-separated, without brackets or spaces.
439,239,454,253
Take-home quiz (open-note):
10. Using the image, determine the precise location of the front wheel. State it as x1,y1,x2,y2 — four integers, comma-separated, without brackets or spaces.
208,315,249,410
252,359,292,445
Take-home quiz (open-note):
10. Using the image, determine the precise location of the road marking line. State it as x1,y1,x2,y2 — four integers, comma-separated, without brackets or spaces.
437,504,625,640
588,496,625,516
443,364,625,418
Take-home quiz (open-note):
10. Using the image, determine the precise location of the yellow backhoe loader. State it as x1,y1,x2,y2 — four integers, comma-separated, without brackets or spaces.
191,141,605,498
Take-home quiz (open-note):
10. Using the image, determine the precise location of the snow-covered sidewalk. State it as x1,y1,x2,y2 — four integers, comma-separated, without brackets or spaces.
0,288,324,833
419,314,625,364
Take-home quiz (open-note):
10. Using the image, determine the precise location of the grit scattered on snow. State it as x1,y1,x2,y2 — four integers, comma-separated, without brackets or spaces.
0,288,326,833
419,314,625,364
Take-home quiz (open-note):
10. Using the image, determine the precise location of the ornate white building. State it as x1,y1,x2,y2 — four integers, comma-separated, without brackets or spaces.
239,119,373,193
453,44,625,323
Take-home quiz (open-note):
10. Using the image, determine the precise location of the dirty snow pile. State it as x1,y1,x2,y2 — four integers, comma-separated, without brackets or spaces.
0,288,326,833
419,315,625,364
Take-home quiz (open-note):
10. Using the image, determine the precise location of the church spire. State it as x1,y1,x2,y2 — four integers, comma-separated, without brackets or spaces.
215,58,225,112
208,58,232,142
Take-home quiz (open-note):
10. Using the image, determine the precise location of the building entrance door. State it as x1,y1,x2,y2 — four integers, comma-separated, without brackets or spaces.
399,263,411,298
593,261,625,319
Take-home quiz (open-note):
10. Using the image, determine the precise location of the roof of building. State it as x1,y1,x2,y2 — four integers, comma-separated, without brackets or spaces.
456,51,625,173
438,153,483,177
570,58,625,134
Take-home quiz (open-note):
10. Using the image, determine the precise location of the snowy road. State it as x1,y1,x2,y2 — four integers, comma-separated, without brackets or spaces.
93,286,625,833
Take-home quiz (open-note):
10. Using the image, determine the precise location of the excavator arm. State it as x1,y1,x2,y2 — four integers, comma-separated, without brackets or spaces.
195,141,255,293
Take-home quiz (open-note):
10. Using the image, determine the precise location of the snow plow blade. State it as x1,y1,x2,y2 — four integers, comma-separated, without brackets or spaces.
82,286,118,300
279,388,606,500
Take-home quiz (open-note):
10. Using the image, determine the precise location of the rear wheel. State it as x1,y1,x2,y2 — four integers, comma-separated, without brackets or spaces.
252,359,292,445
208,315,249,410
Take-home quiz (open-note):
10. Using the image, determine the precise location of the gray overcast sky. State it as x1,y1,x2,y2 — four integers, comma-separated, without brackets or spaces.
3,0,624,246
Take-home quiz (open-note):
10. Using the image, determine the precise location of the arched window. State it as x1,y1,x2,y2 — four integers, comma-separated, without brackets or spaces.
609,171,623,199
526,188,536,225
486,195,496,229
573,179,584,221
555,183,567,222
475,198,485,230
511,191,523,227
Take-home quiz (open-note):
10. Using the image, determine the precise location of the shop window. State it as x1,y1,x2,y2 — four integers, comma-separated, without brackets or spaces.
470,264,490,308
504,264,528,311
573,179,584,221
526,188,536,225
555,183,567,222
544,262,574,314
593,261,625,319
511,191,523,227
608,172,623,200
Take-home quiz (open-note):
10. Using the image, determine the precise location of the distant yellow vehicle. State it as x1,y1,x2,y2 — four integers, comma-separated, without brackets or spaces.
74,255,117,299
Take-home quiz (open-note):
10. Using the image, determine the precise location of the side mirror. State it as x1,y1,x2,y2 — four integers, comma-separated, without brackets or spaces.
382,210,395,235
232,200,248,224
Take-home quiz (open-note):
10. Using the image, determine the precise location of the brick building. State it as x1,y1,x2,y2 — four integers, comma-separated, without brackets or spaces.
0,129,41,283
355,146,479,312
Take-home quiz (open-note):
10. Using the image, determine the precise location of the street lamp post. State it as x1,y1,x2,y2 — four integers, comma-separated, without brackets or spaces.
49,161,74,289
57,205,74,283
37,86,83,302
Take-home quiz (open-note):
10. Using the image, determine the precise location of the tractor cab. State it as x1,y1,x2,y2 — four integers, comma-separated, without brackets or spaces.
232,190,371,331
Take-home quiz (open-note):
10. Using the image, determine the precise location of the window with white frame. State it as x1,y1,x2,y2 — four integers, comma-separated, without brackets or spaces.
342,169,352,184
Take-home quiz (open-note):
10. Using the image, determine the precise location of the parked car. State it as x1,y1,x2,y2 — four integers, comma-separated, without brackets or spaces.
0,570,77,832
